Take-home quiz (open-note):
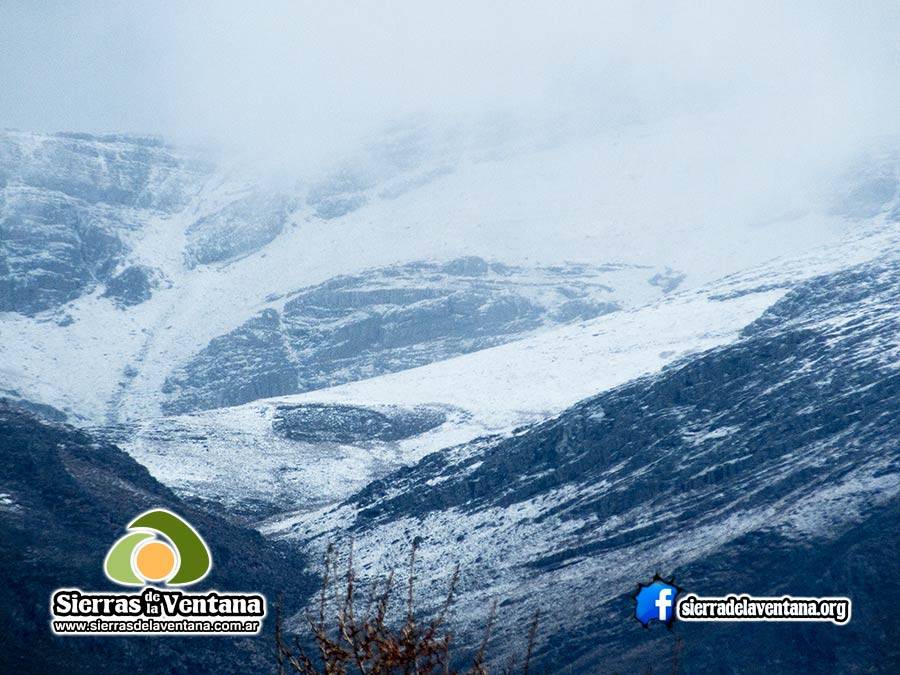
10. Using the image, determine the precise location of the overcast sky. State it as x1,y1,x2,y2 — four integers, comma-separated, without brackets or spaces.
1,1,898,165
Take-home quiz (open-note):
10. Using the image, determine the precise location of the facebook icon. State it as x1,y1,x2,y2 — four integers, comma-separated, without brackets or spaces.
633,577,680,627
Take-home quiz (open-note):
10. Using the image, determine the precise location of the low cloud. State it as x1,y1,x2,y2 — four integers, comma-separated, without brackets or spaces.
1,1,898,176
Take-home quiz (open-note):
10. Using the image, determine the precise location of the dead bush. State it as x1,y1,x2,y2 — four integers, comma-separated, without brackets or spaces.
275,542,539,674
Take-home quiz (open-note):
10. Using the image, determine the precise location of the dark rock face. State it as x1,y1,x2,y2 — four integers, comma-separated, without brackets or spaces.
307,167,372,219
0,132,204,210
441,255,490,276
185,192,295,266
102,264,161,307
162,258,640,414
0,402,312,674
272,403,446,443
310,191,367,220
0,188,125,313
0,131,210,315
160,308,299,412
320,257,899,672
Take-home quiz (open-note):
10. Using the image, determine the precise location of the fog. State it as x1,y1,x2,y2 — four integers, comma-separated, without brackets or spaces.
1,1,898,173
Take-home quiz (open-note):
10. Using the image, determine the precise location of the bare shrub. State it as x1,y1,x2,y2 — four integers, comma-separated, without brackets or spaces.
275,542,539,674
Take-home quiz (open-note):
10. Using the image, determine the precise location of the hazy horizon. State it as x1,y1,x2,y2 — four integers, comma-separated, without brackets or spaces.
2,1,898,171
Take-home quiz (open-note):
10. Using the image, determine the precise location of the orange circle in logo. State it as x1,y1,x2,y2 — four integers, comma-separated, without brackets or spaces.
135,541,176,581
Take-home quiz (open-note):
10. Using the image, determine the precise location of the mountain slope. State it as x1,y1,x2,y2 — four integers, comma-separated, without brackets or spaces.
0,131,211,314
113,223,898,518
272,255,900,672
0,402,313,674
117,272,781,516
160,257,670,414
1,123,898,673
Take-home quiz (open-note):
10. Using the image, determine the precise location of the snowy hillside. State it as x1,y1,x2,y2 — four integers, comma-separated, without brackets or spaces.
113,219,898,517
0,131,211,314
270,252,900,672
117,282,778,515
160,258,674,414
2,117,879,424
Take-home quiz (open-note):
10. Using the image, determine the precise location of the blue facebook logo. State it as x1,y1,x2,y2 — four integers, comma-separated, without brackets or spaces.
633,577,680,627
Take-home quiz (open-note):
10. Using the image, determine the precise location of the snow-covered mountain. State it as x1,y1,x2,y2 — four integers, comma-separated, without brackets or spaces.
115,275,780,516
2,117,878,423
2,119,899,673
103,219,896,518
0,131,211,315
159,258,676,415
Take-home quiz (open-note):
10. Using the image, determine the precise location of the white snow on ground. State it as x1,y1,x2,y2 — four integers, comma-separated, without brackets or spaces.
259,241,900,648
0,114,856,423
116,214,899,516
0,492,21,513
279,289,783,430
122,283,783,513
